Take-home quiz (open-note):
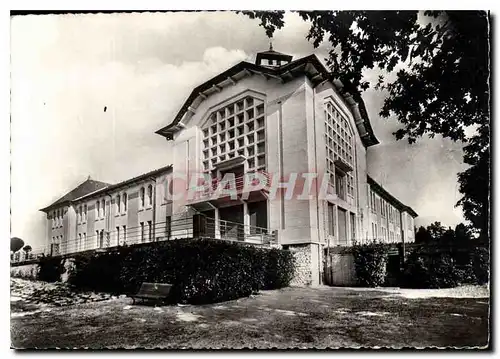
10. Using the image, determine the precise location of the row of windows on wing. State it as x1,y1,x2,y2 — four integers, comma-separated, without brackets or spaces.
371,222,402,243
369,190,413,228
51,209,64,227
369,191,401,225
52,185,155,228
324,101,356,200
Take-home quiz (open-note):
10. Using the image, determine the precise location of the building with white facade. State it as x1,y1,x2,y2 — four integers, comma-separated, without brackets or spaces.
39,47,417,285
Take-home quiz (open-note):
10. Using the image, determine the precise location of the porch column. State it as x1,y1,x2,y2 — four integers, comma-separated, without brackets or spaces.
243,201,250,235
214,207,221,239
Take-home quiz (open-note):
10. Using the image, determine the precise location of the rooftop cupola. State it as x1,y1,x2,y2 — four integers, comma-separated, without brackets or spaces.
255,42,293,68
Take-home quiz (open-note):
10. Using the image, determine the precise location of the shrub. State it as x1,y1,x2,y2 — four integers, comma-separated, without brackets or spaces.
66,239,296,304
472,246,489,284
351,242,389,287
402,250,459,288
402,244,489,288
37,257,64,282
264,248,295,289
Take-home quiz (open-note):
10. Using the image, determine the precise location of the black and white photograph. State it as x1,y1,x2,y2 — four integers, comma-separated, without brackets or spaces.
8,9,491,349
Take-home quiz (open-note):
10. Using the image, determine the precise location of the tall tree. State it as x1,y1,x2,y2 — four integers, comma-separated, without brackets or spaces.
243,11,490,239
10,237,24,253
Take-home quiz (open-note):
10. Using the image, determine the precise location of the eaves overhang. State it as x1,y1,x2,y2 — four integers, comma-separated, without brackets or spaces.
155,54,379,148
367,175,418,218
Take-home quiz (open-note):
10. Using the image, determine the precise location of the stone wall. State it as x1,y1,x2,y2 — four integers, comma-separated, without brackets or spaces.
288,243,314,286
10,263,39,280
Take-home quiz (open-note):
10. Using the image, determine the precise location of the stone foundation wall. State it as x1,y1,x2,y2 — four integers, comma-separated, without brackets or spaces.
288,243,320,286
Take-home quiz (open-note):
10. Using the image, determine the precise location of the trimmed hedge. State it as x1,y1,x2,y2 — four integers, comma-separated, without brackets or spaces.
351,242,388,287
58,239,295,304
349,242,489,289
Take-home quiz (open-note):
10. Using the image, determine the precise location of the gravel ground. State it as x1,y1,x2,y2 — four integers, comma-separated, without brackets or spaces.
10,279,490,349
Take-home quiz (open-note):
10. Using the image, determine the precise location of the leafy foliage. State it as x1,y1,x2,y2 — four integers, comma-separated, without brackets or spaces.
243,10,490,240
37,256,65,282
402,243,488,288
11,237,25,253
351,242,389,287
264,248,296,289
65,239,296,304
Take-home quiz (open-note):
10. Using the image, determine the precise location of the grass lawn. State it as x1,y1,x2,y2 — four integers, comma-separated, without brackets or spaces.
11,281,489,349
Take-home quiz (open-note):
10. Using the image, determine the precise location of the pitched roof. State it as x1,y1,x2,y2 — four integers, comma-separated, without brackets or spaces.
154,54,379,147
40,179,111,212
367,175,418,218
40,164,173,212
72,164,173,203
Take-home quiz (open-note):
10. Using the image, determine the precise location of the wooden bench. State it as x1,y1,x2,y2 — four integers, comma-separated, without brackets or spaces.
130,282,172,305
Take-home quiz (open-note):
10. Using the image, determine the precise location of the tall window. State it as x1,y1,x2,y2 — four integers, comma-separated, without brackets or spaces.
122,193,127,213
84,204,87,222
116,195,121,213
325,102,355,198
78,233,82,251
350,213,356,241
122,225,127,244
140,222,145,243
101,199,105,217
327,203,335,236
83,233,86,250
148,220,152,241
202,96,266,173
370,191,377,213
140,187,145,208
335,171,345,200
147,185,153,206
116,226,120,245
96,201,100,219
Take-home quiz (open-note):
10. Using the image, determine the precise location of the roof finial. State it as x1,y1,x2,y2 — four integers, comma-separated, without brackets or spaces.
269,39,273,51
87,175,91,181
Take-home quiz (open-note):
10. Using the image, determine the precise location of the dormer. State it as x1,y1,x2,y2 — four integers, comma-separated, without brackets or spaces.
255,43,293,68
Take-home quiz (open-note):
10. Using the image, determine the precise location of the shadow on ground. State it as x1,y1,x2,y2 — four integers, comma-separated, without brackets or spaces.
10,279,489,349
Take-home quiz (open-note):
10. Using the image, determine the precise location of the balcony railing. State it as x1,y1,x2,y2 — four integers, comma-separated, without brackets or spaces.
188,170,271,203
10,214,277,265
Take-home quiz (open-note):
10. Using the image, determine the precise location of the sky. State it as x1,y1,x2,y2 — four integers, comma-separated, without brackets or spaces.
10,11,468,249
